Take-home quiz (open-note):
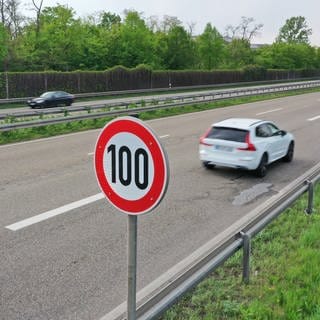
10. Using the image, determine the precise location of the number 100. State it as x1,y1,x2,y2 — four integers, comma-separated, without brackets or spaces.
107,144,149,190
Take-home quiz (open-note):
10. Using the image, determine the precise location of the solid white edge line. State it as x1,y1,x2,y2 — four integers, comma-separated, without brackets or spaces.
5,193,105,231
256,108,283,115
6,132,170,230
0,128,101,149
308,115,320,121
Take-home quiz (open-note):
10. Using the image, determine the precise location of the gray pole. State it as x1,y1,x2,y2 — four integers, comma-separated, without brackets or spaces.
305,180,314,215
127,215,138,320
241,232,251,284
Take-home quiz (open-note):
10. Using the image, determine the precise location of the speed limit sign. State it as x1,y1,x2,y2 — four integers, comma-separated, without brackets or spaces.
94,116,169,215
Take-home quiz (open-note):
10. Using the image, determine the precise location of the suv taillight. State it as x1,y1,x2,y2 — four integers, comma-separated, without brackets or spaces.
237,133,256,151
199,127,213,146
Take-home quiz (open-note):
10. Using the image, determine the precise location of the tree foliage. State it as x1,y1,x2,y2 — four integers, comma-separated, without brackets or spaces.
0,4,319,73
161,25,196,69
197,23,225,69
99,11,121,30
255,42,319,69
276,16,312,44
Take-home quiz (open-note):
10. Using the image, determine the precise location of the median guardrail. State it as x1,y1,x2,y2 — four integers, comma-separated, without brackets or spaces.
102,162,320,320
1,80,320,132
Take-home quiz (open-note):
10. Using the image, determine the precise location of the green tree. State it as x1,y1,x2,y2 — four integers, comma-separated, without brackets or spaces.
24,4,81,70
99,11,121,30
161,25,196,69
276,16,312,44
71,19,110,70
223,16,261,69
225,38,253,68
316,48,320,68
197,23,225,69
151,15,183,69
255,42,318,69
112,10,155,68
0,24,9,69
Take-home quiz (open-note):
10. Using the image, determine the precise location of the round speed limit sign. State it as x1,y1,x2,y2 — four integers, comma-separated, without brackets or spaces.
94,117,169,215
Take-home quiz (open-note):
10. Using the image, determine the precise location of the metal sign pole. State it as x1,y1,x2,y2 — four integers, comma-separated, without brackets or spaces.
127,215,137,320
94,117,169,320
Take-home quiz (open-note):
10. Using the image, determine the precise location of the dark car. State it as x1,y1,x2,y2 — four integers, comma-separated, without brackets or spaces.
27,91,75,108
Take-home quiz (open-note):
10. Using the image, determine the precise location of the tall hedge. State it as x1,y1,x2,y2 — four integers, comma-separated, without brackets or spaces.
0,67,319,99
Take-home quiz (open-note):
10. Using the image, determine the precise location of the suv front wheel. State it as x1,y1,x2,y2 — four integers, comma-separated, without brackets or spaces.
255,154,268,178
283,141,294,162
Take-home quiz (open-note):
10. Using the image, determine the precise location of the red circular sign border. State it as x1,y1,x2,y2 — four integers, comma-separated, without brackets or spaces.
95,117,169,215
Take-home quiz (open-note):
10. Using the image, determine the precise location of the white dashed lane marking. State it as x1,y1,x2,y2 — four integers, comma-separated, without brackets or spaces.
256,108,283,116
308,115,320,121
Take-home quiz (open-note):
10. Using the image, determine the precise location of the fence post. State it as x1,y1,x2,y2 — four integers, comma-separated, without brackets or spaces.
240,232,251,284
5,71,9,99
43,73,48,92
77,72,81,93
304,180,314,215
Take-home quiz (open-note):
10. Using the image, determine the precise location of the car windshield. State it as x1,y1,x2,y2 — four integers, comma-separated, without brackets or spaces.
207,126,248,142
40,92,55,98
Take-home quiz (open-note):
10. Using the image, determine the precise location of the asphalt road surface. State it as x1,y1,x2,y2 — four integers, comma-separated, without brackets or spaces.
1,92,320,319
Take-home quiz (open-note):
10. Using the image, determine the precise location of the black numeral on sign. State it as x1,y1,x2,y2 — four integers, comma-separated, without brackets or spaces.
135,149,148,190
119,146,131,186
107,144,149,190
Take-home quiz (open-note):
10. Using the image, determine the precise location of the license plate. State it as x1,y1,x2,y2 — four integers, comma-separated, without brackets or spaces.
214,145,233,152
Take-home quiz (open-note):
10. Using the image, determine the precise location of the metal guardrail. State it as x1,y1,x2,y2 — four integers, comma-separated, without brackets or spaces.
102,162,320,320
1,80,320,132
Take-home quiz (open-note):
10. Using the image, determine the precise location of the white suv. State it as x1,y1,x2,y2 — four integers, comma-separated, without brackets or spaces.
199,118,294,177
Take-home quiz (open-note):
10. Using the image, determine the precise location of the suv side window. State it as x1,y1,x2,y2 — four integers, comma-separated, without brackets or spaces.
266,123,279,135
256,124,272,137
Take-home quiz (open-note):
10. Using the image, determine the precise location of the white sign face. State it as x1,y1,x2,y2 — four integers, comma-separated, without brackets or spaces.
104,132,154,201
94,117,169,215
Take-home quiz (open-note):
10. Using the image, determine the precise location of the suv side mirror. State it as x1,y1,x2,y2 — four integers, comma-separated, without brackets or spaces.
273,130,287,137
281,130,287,136
279,130,287,136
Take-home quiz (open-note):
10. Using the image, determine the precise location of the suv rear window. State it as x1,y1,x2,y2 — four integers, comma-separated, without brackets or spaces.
206,126,248,142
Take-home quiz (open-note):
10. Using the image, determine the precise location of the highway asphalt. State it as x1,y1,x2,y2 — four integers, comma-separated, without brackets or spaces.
0,92,320,319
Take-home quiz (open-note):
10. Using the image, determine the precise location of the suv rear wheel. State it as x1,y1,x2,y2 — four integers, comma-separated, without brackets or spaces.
202,161,216,169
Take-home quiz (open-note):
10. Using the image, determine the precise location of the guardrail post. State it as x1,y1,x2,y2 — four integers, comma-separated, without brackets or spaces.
304,180,314,215
240,232,251,284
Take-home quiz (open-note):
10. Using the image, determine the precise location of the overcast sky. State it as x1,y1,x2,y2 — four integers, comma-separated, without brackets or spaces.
24,0,320,45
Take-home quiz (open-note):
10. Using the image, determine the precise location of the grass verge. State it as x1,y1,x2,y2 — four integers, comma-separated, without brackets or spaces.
1,87,320,145
162,184,320,320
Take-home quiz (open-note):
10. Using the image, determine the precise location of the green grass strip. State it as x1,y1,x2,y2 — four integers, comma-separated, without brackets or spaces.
162,185,320,320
